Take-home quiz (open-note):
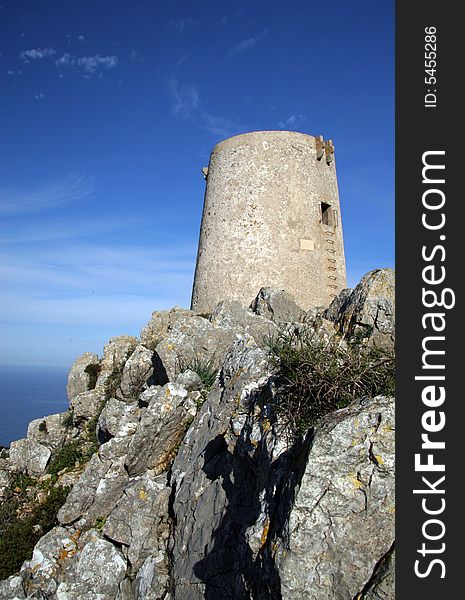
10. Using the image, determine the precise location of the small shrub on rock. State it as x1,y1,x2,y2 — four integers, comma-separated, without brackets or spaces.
268,327,395,435
0,481,70,580
47,441,83,479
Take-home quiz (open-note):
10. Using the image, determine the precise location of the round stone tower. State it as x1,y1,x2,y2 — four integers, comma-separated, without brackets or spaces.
191,130,347,313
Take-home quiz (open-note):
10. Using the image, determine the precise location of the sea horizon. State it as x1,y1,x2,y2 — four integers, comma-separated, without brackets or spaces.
0,364,69,447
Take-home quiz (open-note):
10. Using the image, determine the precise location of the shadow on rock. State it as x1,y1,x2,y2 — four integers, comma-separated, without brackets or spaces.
193,423,313,600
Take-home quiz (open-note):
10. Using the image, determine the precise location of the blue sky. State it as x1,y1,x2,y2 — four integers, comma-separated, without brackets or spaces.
0,0,394,368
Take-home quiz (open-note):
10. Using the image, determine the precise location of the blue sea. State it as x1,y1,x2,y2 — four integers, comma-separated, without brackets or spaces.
0,365,69,447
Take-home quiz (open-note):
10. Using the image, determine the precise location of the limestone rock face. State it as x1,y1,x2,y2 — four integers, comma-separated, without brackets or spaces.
116,344,156,402
70,388,105,419
57,438,130,528
27,412,72,450
364,549,395,599
95,336,138,391
169,336,277,600
277,396,395,600
125,382,198,476
66,352,99,401
22,527,127,600
250,287,305,323
326,269,395,350
139,306,195,350
9,438,51,476
55,532,127,599
210,298,278,343
97,398,141,441
0,575,26,599
1,269,395,600
323,287,353,322
154,314,237,381
103,473,171,573
175,369,203,392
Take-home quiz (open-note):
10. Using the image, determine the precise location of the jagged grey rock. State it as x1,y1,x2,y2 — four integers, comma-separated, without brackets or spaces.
116,344,156,402
210,299,278,344
55,531,127,600
95,336,138,390
27,412,72,450
323,287,353,322
140,307,195,350
277,396,395,599
58,438,130,528
70,388,105,419
0,575,26,599
21,526,74,595
97,398,141,441
299,313,343,346
104,473,171,573
364,548,395,599
169,336,276,600
133,555,170,600
250,287,305,323
154,314,238,382
116,579,136,600
125,382,198,476
175,369,203,392
328,269,395,350
9,438,51,475
24,527,127,599
67,352,100,401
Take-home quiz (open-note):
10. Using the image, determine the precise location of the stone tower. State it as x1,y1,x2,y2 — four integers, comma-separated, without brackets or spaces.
191,130,347,313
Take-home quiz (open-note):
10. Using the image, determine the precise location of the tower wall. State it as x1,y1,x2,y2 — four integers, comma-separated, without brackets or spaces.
191,130,347,313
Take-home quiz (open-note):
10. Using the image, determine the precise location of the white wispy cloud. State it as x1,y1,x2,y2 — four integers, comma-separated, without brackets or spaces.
198,111,243,138
7,70,21,76
170,17,197,31
20,47,56,62
78,55,118,75
0,241,195,329
167,76,200,119
77,35,86,43
0,213,184,245
0,175,94,216
55,53,118,77
55,52,75,67
229,30,268,56
33,92,44,100
167,76,243,137
278,113,306,128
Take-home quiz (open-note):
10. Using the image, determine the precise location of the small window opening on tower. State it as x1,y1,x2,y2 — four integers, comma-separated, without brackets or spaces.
321,202,333,226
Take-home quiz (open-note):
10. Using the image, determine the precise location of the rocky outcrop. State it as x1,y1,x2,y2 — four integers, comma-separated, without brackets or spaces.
70,388,105,419
277,396,395,599
57,438,130,529
116,345,157,402
66,352,100,401
9,438,51,476
125,382,199,476
26,413,74,451
0,269,395,599
325,269,395,350
250,287,305,323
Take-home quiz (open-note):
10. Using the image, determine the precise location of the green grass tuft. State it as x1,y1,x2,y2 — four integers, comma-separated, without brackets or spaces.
267,327,395,435
177,352,219,391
